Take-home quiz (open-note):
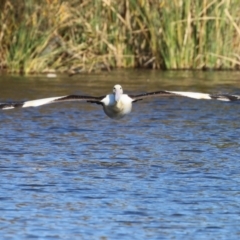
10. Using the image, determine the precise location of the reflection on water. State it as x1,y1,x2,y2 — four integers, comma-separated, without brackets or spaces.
0,70,240,239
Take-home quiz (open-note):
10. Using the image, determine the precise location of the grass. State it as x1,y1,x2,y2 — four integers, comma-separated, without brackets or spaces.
0,0,239,73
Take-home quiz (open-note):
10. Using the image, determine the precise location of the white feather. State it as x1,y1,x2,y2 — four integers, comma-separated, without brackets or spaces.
22,96,65,108
168,91,212,100
2,106,15,110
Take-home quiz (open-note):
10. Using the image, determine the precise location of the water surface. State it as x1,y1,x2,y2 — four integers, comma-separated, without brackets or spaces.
1,70,240,239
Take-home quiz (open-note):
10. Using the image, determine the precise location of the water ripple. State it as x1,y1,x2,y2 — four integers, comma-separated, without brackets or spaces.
1,73,240,239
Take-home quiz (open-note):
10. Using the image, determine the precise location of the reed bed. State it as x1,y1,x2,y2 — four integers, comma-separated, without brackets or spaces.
0,0,239,73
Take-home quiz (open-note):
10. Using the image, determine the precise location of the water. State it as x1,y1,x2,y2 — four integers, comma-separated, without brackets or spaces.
1,70,240,239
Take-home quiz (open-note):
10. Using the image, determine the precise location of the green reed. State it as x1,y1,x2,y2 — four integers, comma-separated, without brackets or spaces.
0,0,239,73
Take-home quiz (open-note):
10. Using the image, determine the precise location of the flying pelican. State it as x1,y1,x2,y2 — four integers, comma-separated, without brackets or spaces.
0,84,239,119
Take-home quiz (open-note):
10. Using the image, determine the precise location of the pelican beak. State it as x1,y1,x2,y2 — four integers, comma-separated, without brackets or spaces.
115,89,121,102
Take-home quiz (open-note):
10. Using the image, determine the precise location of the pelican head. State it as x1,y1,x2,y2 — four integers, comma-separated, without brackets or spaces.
113,84,123,102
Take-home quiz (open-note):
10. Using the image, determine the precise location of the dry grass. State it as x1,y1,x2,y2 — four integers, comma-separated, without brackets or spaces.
0,0,239,73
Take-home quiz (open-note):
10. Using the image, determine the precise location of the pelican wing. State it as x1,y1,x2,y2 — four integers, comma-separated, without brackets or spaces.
131,90,240,102
0,95,105,110
167,91,240,101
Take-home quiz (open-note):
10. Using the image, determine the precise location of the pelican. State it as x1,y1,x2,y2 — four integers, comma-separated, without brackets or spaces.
0,84,239,119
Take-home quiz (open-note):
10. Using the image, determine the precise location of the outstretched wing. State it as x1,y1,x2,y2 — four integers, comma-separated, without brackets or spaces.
0,95,105,110
167,91,240,101
130,90,240,102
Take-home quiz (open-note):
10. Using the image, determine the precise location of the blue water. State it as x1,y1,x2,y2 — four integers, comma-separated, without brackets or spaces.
1,70,240,239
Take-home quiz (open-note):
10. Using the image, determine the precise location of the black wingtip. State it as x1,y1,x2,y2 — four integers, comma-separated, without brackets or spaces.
210,94,240,101
0,102,24,110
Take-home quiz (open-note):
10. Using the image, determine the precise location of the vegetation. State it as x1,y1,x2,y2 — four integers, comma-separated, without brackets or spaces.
0,0,240,73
